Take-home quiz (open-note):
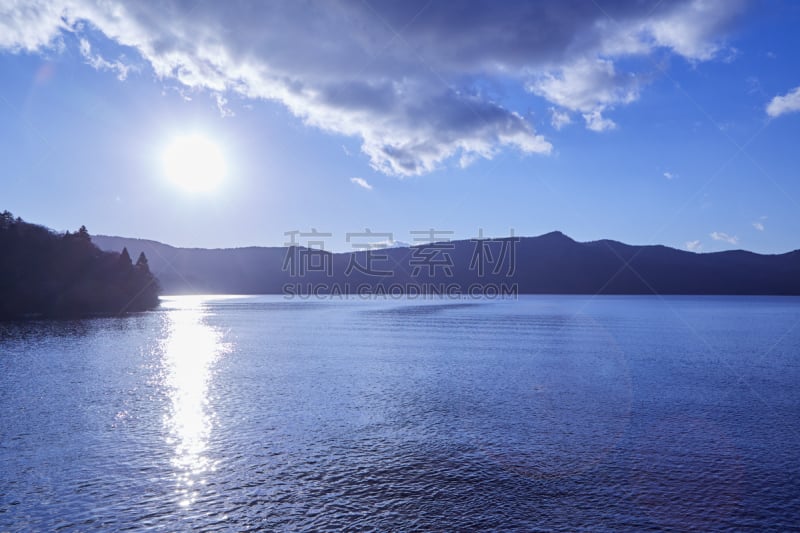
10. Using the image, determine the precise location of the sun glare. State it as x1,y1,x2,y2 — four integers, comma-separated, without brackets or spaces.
163,134,226,192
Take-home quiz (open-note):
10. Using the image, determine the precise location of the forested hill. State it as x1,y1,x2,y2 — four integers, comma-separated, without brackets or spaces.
92,231,800,295
0,211,160,319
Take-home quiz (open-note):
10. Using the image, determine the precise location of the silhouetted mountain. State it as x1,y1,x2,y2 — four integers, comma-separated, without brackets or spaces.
0,212,160,319
91,232,800,296
91,236,290,294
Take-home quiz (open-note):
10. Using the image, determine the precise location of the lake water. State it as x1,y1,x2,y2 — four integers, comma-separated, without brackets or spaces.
1,295,799,530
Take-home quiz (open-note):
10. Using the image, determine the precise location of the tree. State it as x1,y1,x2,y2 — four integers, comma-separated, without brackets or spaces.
0,211,13,230
130,251,159,311
77,225,90,241
119,247,132,267
0,211,161,319
135,252,150,272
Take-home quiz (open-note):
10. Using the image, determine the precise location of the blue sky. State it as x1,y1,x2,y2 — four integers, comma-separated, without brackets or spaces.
1,0,800,253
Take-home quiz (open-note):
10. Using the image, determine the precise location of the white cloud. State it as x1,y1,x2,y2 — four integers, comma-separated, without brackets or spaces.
78,37,130,80
215,94,234,118
663,171,676,180
527,1,744,132
529,58,636,132
586,111,617,131
350,177,373,190
0,1,68,52
767,86,800,118
685,240,703,252
550,108,572,130
752,221,764,231
530,58,636,111
583,110,617,132
710,231,739,245
638,0,745,60
0,0,746,173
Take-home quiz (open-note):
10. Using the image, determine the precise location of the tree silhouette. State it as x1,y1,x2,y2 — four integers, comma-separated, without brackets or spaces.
0,212,161,319
0,210,13,230
119,247,132,267
135,252,149,271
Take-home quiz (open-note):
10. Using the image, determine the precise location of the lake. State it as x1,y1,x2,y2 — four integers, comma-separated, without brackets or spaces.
1,295,799,530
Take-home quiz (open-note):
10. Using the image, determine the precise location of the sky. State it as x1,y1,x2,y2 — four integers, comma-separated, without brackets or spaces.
1,0,800,253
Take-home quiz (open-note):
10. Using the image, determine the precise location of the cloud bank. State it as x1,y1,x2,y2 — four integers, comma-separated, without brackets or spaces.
0,0,745,175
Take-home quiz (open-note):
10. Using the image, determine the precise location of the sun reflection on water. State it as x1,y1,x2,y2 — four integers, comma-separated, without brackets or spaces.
160,296,229,508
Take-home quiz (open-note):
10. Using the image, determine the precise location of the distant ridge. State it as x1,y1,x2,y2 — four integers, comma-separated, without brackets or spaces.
91,233,800,296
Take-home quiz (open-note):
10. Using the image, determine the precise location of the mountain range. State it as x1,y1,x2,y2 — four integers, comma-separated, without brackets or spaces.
90,233,800,295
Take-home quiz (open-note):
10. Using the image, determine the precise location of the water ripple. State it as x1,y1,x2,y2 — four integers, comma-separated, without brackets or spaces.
1,295,799,530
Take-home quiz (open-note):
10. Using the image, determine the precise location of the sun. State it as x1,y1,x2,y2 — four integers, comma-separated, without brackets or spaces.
162,134,226,192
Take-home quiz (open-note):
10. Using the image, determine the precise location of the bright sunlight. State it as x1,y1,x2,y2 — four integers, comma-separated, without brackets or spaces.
162,134,226,193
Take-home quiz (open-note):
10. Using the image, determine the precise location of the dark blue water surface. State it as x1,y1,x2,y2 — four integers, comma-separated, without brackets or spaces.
1,295,799,531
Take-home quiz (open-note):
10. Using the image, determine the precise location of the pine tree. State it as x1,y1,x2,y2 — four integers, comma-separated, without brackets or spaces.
130,251,159,311
0,211,13,230
135,252,150,272
77,225,90,241
119,247,132,267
